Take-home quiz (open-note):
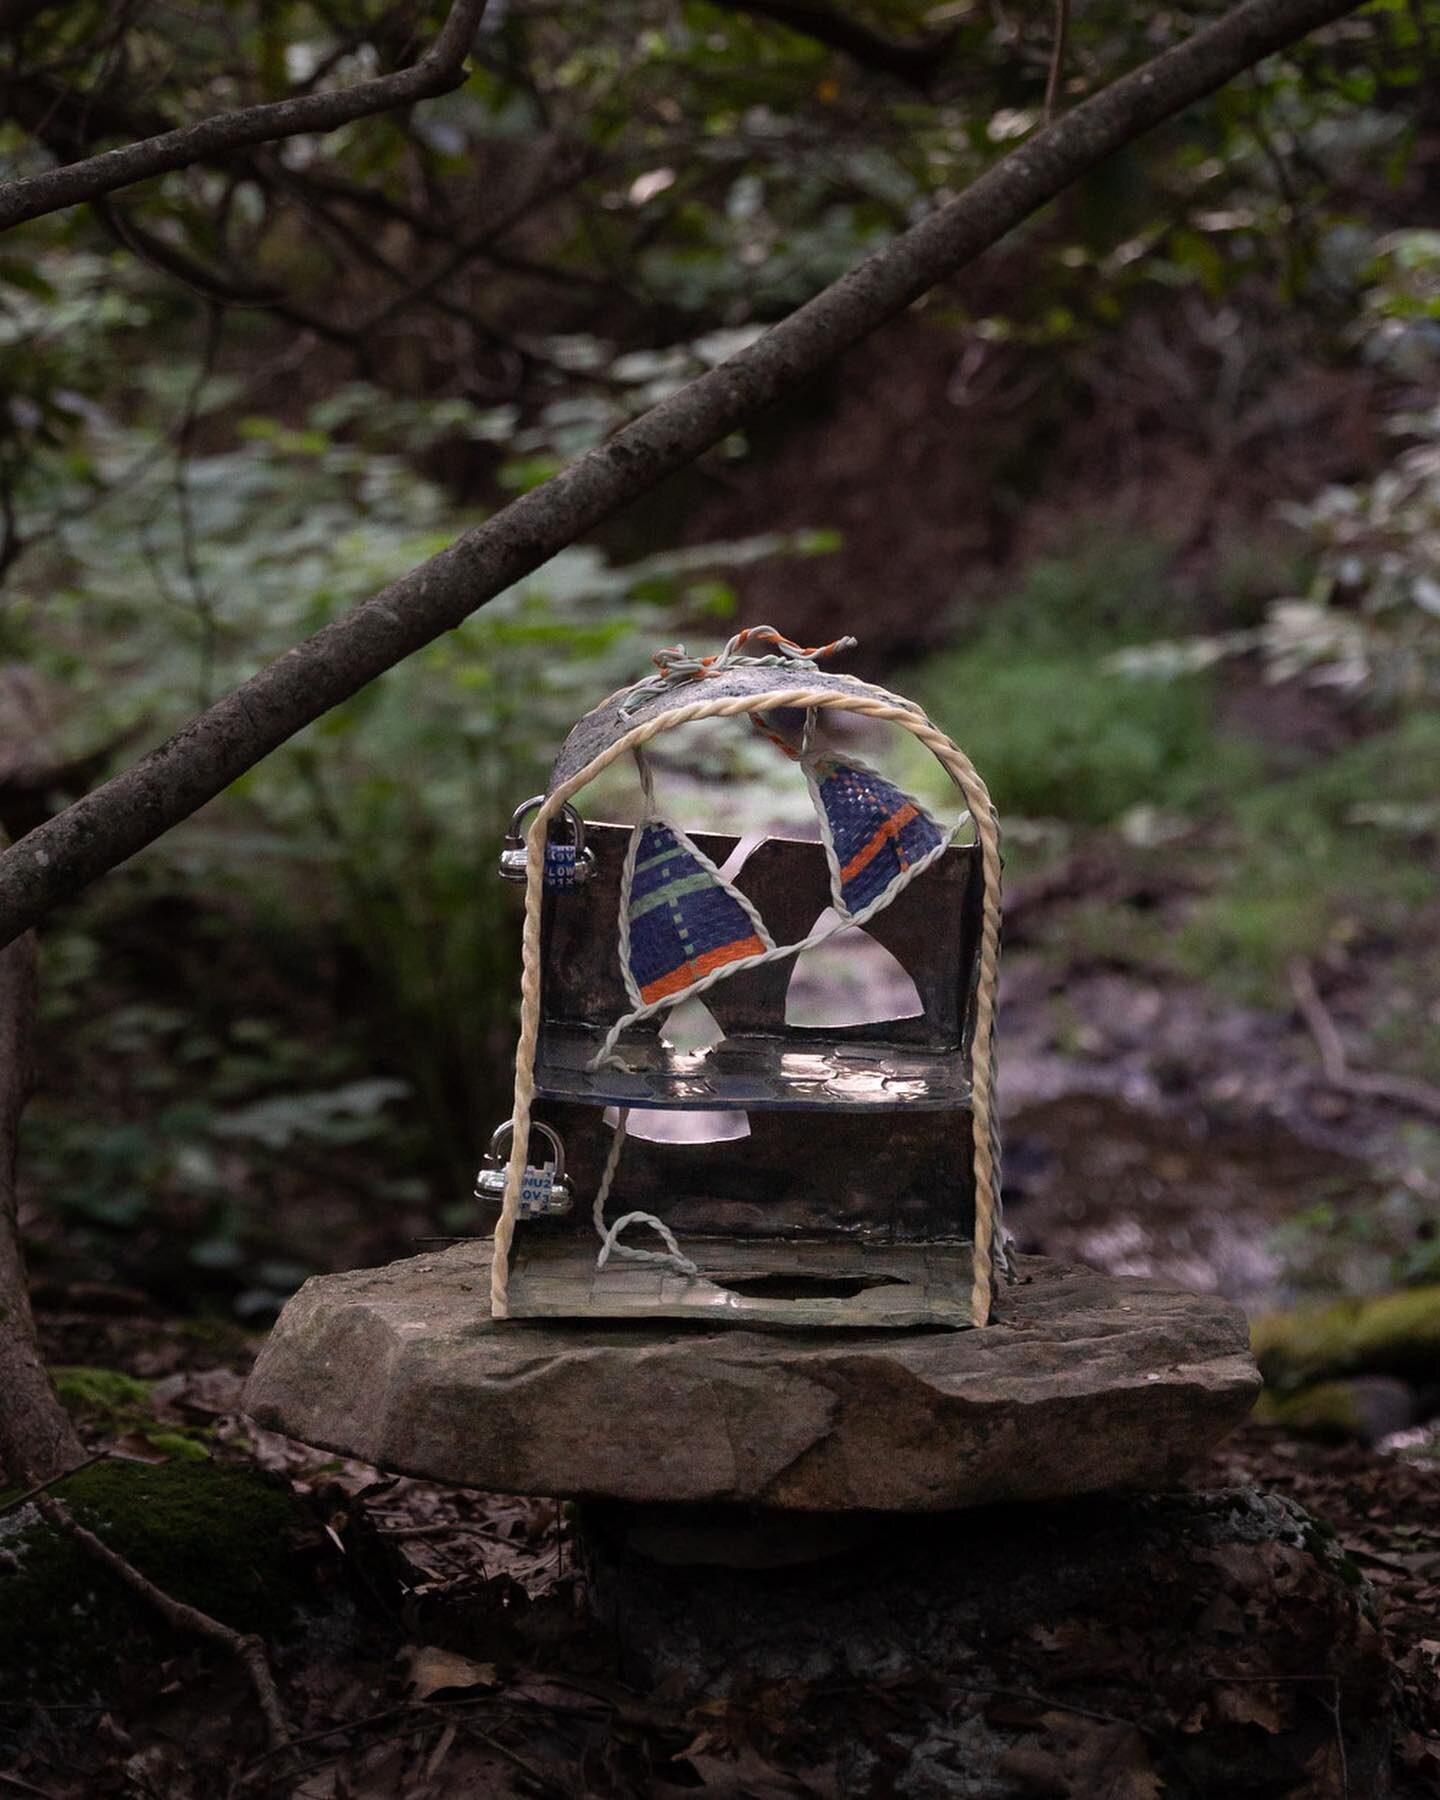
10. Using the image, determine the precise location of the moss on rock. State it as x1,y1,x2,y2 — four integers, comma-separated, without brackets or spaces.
50,1365,218,1457
0,1458,320,1711
1255,1380,1368,1438
1251,1285,1440,1388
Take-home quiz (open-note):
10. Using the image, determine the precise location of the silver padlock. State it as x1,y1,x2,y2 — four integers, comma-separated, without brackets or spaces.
498,797,595,889
473,1120,573,1219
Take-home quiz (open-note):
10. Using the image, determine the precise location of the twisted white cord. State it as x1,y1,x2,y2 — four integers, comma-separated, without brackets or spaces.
588,1107,699,1276
597,1212,699,1275
490,680,1005,1328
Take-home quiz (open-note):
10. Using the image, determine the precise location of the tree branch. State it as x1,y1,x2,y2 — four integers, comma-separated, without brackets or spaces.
0,0,489,233
707,0,954,89
0,0,1363,947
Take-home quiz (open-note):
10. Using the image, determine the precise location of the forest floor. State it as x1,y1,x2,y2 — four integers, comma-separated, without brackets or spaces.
8,1306,1440,1798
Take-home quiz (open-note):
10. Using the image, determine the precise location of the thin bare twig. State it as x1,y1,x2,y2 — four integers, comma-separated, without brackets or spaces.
236,1687,597,1788
0,1450,108,1520
1045,0,1071,119
32,1489,292,1751
1290,959,1440,1123
453,1717,559,1789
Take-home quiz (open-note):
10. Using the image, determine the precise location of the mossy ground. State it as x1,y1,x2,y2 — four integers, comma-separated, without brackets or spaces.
0,1458,321,1712
50,1363,214,1459
50,1365,152,1426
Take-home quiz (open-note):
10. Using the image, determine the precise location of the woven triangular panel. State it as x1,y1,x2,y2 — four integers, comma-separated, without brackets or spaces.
805,753,948,922
622,821,774,1009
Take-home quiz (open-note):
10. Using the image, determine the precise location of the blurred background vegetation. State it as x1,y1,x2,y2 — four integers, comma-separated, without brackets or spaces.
2,0,1438,1381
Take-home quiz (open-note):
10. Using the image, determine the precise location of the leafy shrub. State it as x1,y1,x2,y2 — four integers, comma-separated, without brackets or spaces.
916,645,1238,826
9,329,839,1219
1111,234,1440,707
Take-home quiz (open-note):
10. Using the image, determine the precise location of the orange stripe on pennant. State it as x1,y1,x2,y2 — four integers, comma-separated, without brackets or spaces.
838,801,919,885
639,935,767,1005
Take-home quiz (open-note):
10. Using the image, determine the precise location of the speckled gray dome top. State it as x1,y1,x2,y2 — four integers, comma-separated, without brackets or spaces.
544,665,918,795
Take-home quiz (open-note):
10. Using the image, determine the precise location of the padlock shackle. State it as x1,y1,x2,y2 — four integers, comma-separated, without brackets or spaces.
486,1116,565,1173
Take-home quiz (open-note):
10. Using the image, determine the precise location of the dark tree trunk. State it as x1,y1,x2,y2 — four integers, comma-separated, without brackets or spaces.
0,926,83,1485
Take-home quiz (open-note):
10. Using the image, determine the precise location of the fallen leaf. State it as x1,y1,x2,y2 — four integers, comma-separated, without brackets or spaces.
1211,1681,1291,1734
108,1430,175,1464
398,1644,500,1699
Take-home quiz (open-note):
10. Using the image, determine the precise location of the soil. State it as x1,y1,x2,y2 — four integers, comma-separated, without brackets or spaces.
997,952,1400,1313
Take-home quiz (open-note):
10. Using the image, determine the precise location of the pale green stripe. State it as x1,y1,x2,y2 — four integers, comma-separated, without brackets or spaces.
635,845,685,874
630,870,718,918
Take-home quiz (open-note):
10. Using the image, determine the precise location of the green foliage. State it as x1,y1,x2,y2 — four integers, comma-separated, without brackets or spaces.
5,0,1440,1312
1031,706,1440,999
920,647,1232,827
1253,1378,1393,1441
1252,1282,1440,1390
1268,1146,1440,1302
1113,237,1440,706
22,981,413,1303
909,534,1251,826
50,1367,214,1457
962,532,1185,654
7,273,839,1240
905,516,1438,1010
1172,708,1440,992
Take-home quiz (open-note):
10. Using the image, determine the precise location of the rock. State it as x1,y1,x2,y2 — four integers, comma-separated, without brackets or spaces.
578,1486,1393,1797
244,1249,1259,1510
1256,1374,1418,1444
1252,1284,1440,1387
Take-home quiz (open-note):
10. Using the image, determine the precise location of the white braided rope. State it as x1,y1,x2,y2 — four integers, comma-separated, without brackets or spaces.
490,680,1005,1327
588,1107,700,1275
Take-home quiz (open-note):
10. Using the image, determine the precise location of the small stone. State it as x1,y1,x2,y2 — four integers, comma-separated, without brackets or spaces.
244,1249,1259,1511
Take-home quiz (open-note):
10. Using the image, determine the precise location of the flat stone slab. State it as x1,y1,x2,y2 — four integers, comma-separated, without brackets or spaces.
243,1249,1260,1511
